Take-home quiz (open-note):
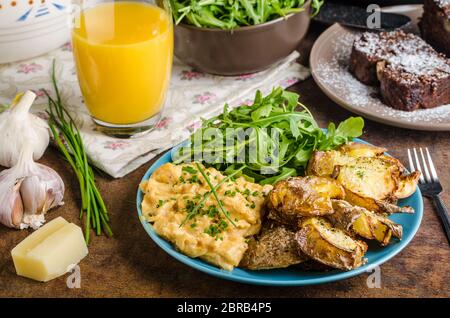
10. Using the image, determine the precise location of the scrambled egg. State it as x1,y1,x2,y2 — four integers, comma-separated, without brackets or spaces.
140,163,271,270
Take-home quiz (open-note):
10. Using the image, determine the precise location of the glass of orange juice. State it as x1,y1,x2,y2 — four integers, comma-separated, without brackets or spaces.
72,0,173,137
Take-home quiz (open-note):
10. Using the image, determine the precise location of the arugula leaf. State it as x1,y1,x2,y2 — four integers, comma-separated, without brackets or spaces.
282,90,300,112
289,117,300,138
293,148,312,167
251,104,272,121
259,167,297,185
335,117,364,139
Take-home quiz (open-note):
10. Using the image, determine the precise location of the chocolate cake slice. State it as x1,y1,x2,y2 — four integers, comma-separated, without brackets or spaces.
420,0,450,57
349,30,450,111
349,31,407,86
379,49,450,111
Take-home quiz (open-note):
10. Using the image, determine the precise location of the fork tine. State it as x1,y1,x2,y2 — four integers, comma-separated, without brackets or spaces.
413,148,425,183
407,149,415,172
425,147,439,182
419,148,432,183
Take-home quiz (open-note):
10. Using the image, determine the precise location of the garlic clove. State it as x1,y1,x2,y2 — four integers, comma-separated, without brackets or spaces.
34,163,65,211
11,186,24,228
0,91,50,168
0,178,24,229
20,168,65,215
42,189,58,213
20,175,46,214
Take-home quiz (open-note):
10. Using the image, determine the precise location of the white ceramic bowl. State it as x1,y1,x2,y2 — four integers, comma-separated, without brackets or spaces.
0,0,73,63
0,15,69,41
0,11,70,36
0,24,69,63
0,0,71,28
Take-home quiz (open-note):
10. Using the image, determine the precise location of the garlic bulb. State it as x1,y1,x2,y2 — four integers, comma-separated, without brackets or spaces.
0,91,49,168
0,144,65,230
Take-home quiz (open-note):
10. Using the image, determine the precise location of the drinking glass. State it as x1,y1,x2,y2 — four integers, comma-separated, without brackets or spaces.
72,0,173,137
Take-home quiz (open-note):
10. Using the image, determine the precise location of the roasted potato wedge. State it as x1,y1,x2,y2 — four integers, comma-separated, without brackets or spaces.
267,176,345,224
343,189,414,215
339,142,387,158
240,221,308,270
329,200,403,246
395,170,422,199
307,142,386,177
307,142,420,214
295,217,368,271
337,156,398,201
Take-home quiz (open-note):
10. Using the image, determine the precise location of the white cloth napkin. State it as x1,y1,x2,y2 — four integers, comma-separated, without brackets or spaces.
0,44,310,178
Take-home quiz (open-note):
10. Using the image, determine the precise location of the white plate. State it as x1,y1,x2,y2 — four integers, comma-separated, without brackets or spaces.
310,6,450,131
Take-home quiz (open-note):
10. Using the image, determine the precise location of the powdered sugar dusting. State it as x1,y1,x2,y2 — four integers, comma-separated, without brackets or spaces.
389,51,450,78
313,29,450,126
354,31,450,82
436,0,450,7
434,0,450,17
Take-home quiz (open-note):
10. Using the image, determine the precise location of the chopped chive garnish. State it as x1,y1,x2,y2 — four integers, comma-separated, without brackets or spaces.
179,164,245,227
195,163,236,227
182,166,198,174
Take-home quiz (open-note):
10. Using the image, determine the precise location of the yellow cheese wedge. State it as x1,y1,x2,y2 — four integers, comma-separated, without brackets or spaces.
11,217,88,282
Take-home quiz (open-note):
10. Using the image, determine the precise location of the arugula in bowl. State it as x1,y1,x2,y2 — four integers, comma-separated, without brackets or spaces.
169,0,324,30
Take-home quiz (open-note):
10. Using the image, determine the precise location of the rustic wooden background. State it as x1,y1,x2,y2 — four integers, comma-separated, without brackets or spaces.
0,24,449,298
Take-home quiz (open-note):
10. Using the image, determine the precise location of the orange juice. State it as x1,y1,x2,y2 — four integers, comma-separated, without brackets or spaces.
72,2,173,125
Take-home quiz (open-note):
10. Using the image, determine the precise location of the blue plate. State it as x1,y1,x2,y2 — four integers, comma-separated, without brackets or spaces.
136,138,423,286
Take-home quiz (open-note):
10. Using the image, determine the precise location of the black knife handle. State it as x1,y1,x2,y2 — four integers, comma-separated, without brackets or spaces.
432,195,450,245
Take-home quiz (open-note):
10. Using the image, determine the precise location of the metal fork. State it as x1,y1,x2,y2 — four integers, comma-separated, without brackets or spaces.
408,148,450,244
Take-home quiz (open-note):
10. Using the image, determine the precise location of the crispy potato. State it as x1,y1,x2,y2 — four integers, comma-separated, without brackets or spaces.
295,217,368,271
267,176,345,224
240,221,308,270
395,170,422,199
307,142,420,214
306,150,337,177
344,189,414,215
307,142,386,177
339,142,387,158
337,156,398,201
336,156,419,213
329,200,403,246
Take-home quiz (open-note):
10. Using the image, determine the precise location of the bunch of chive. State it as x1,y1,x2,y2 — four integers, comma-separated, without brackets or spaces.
45,61,113,244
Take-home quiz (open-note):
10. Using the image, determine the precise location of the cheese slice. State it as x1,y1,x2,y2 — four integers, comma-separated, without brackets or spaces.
11,217,88,282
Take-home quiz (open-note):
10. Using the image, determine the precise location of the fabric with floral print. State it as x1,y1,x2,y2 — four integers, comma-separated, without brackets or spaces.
17,63,43,74
0,45,310,178
193,92,216,105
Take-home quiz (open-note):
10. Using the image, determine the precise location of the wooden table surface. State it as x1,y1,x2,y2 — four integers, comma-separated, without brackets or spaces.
0,25,449,298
